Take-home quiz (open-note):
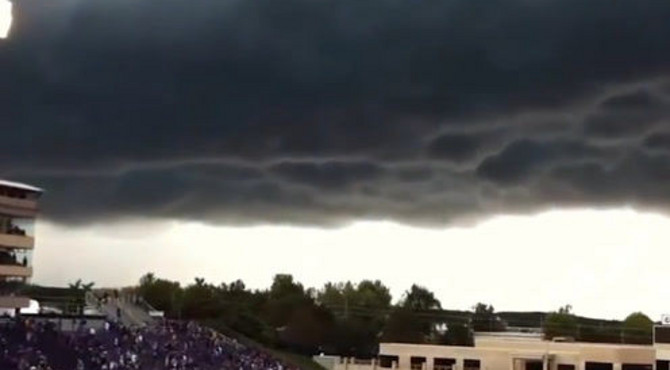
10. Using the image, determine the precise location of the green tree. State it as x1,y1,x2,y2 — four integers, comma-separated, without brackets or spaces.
622,312,653,344
265,274,311,327
382,285,442,344
435,321,474,346
280,304,335,355
316,280,392,356
68,279,94,314
182,277,221,319
544,305,578,339
138,273,182,317
471,303,505,332
382,307,426,343
401,284,441,311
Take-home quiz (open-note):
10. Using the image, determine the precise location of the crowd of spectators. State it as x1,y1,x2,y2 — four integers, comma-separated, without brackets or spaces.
0,318,295,370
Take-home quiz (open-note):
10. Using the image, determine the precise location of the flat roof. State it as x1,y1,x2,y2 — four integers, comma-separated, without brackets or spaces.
0,179,43,193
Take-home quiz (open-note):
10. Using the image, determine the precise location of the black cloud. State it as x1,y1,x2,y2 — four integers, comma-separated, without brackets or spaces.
644,132,670,152
2,0,670,226
476,139,606,185
427,134,482,162
583,89,669,138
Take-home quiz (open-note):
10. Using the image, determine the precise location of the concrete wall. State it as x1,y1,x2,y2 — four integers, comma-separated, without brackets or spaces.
313,355,342,370
655,343,670,361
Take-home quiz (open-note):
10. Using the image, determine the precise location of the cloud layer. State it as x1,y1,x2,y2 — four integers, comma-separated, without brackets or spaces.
2,0,670,226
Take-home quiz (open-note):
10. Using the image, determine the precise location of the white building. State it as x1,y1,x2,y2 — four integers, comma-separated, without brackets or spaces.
331,329,670,370
0,179,43,309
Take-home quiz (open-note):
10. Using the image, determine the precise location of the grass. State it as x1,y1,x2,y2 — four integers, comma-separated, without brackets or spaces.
199,319,326,370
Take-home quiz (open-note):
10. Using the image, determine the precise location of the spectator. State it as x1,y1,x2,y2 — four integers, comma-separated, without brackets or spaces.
0,318,295,370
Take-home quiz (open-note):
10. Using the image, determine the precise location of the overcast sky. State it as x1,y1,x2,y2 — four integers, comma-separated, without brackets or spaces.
3,0,670,320
32,208,670,321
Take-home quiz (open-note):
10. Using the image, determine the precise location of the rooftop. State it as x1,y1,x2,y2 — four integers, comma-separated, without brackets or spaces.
0,179,43,193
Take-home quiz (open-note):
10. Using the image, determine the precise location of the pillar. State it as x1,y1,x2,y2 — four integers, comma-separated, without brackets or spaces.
398,357,410,370
455,358,463,370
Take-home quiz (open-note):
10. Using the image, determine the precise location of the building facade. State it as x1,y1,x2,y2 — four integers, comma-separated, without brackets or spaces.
0,179,43,309
333,332,661,370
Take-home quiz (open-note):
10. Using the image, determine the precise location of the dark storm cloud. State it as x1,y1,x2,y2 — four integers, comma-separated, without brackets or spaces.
582,89,670,138
3,0,670,226
269,160,385,190
644,132,670,152
476,139,606,185
426,133,482,162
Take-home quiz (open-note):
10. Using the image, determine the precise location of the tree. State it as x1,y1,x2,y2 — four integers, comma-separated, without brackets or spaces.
622,312,653,344
382,285,443,344
471,303,505,332
138,273,182,317
401,284,441,311
434,321,474,346
139,273,156,286
68,279,95,292
355,280,392,310
280,304,335,355
265,274,311,327
68,279,95,314
182,277,220,319
544,305,578,339
316,280,392,356
382,307,426,344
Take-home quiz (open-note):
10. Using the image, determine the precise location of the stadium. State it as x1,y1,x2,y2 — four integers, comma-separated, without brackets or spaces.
0,179,296,370
5,0,670,368
2,178,670,370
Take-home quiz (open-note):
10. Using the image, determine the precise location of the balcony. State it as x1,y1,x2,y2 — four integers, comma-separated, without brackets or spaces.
0,264,32,278
0,233,34,249
0,194,38,217
0,296,30,308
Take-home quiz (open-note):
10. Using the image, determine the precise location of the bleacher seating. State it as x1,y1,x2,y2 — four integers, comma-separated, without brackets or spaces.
0,317,294,370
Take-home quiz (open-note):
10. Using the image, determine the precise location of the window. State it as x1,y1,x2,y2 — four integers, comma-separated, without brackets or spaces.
464,359,481,370
622,365,653,370
379,355,399,369
411,356,426,370
525,361,543,370
656,327,670,343
558,365,576,370
657,361,670,370
585,362,613,370
434,358,456,370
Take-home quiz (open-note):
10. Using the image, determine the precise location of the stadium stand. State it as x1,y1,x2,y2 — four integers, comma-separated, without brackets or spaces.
0,317,295,370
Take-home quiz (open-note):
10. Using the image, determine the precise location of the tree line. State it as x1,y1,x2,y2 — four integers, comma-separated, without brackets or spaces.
134,273,654,357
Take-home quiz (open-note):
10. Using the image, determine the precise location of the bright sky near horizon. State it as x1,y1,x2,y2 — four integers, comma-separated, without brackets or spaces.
32,208,670,322
0,0,11,38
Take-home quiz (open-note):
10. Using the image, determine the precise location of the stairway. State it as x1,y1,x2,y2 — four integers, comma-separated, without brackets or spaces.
86,291,154,327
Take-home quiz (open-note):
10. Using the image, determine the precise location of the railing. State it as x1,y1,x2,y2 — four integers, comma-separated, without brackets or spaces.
0,226,27,236
0,195,38,213
0,255,28,267
0,265,32,277
0,233,34,249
